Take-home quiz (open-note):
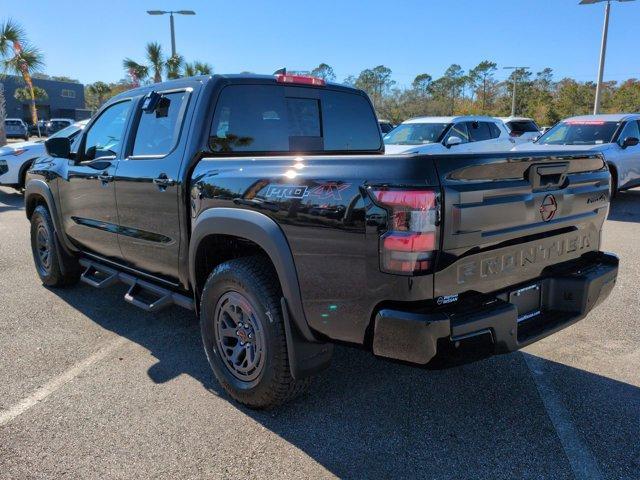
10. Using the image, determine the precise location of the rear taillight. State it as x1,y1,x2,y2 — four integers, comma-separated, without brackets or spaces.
370,188,439,275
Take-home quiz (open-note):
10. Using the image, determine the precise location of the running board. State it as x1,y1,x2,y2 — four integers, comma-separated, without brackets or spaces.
79,259,194,312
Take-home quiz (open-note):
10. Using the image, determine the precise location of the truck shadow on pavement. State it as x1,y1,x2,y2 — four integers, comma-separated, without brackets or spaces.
608,189,640,223
51,283,640,480
0,188,24,213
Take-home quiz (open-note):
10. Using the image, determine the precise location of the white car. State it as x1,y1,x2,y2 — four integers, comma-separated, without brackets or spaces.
46,118,75,136
383,116,514,154
498,116,541,144
0,119,88,190
512,113,640,196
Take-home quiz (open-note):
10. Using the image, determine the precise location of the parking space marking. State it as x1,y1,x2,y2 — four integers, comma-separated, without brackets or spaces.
0,337,127,427
523,353,604,480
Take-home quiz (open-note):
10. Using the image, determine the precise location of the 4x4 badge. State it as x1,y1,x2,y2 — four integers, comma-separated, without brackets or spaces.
540,194,558,222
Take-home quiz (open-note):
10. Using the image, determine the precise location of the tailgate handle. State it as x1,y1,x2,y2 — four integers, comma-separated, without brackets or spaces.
530,163,569,190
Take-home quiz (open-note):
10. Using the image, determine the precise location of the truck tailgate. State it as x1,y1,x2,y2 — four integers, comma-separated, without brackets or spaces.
433,151,610,296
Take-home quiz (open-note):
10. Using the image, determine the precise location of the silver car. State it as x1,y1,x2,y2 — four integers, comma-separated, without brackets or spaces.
513,113,640,196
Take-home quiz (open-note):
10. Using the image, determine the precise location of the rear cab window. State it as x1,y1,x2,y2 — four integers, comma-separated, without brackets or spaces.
507,120,539,134
209,84,381,153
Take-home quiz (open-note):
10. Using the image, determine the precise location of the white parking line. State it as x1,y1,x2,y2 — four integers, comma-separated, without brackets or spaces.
0,337,127,427
523,353,604,480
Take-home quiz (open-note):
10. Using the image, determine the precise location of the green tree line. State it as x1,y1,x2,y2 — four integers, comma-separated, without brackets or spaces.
339,62,640,126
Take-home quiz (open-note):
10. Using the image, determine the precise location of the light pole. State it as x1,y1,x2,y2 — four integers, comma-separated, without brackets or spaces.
579,0,636,114
147,10,196,57
503,66,529,117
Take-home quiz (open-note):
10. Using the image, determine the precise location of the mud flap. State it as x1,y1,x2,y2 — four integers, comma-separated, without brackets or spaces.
281,297,333,380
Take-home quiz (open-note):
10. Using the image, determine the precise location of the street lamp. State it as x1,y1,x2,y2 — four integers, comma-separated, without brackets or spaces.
579,0,636,114
503,66,529,117
147,10,196,57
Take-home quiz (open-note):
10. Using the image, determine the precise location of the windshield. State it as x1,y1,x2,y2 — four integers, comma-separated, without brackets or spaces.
537,121,620,145
49,123,83,140
383,123,449,145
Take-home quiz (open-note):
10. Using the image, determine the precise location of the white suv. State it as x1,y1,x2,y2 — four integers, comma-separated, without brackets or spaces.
0,119,88,191
384,116,514,154
499,117,541,144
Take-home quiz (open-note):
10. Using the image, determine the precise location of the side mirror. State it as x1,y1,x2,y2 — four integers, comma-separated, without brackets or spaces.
622,136,639,149
445,136,463,148
45,137,71,158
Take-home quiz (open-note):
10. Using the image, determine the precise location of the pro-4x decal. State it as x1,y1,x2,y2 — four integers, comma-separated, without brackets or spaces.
265,185,309,200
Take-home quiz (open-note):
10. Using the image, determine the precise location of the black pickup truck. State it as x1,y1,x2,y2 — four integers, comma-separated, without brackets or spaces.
25,73,618,408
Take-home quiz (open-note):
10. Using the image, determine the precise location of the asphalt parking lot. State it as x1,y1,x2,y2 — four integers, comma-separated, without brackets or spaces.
0,186,638,480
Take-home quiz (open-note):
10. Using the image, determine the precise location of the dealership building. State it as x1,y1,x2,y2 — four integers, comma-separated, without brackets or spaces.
1,75,91,122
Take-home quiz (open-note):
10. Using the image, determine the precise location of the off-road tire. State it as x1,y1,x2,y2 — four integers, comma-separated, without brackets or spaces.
200,256,309,408
30,205,81,287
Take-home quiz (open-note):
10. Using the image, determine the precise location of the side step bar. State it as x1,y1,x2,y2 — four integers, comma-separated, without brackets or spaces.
79,259,194,312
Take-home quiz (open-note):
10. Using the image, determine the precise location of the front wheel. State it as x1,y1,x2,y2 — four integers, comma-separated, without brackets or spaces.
30,205,80,287
200,256,309,408
609,166,618,199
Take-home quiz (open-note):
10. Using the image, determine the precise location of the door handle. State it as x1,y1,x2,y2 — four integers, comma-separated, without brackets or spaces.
98,171,114,184
153,173,176,190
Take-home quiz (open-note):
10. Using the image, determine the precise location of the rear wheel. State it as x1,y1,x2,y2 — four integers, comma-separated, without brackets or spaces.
30,205,80,287
200,256,309,409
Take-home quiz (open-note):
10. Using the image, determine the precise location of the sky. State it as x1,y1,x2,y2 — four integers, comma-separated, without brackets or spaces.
2,0,639,87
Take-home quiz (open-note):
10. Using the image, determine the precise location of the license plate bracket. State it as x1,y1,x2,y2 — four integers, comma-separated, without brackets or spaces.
509,283,542,323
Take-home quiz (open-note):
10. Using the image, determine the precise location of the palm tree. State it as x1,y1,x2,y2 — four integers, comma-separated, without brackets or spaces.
165,54,184,80
146,42,164,83
14,85,47,102
0,83,6,146
194,61,212,75
122,58,148,87
183,60,212,78
0,19,45,128
87,81,112,110
183,62,196,78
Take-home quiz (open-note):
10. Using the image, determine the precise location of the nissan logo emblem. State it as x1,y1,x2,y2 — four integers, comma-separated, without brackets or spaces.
540,194,558,222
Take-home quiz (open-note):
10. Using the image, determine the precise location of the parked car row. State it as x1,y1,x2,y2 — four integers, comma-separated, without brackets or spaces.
3,117,76,140
0,119,88,190
382,112,640,197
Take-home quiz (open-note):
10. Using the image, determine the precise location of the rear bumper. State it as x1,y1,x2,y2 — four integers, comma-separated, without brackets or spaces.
372,251,618,366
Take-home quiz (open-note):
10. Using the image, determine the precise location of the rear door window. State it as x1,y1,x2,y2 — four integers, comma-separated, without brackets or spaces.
132,91,188,157
466,121,493,142
209,84,381,153
488,122,502,139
